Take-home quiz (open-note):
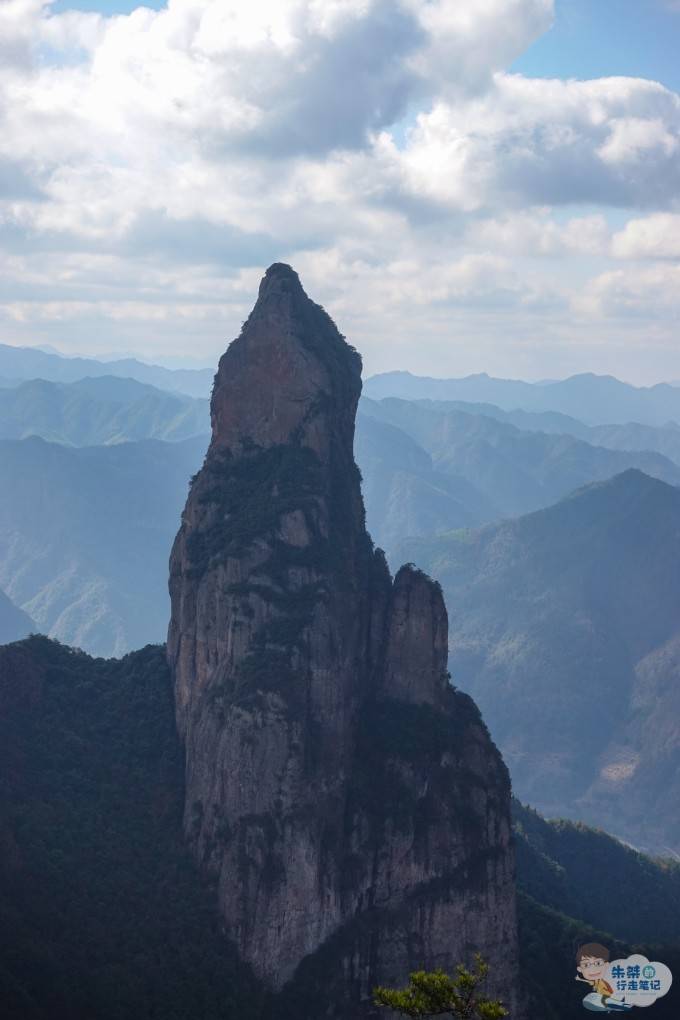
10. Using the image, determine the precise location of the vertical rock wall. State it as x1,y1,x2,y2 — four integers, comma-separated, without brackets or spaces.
168,264,521,1016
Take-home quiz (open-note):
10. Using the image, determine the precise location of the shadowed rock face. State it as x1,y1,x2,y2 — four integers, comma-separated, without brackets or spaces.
168,264,521,1016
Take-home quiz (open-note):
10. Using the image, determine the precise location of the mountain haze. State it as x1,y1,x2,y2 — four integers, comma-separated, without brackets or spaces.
398,398,680,467
0,377,209,446
355,412,495,560
360,397,680,558
4,391,680,657
402,469,680,855
0,588,35,645
0,343,213,398
0,436,205,656
365,372,680,427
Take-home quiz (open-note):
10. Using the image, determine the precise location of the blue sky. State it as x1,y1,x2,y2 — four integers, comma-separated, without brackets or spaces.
513,0,680,93
51,0,164,11
3,0,680,382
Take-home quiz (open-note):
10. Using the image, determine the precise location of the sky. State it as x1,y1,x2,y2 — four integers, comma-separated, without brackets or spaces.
1,0,679,382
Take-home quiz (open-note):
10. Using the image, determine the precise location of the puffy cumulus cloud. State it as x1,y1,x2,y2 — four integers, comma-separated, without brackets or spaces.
403,0,553,97
612,213,680,259
0,0,680,379
1,0,550,171
575,263,680,319
396,75,680,211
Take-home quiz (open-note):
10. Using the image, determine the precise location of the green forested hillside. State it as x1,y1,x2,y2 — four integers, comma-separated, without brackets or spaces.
1,636,678,1020
515,801,680,1018
517,894,680,1020
514,801,680,944
402,469,680,855
0,637,261,1020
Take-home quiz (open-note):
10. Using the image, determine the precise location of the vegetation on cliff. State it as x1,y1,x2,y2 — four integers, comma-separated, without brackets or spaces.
0,637,261,1020
1,635,678,1020
374,956,508,1018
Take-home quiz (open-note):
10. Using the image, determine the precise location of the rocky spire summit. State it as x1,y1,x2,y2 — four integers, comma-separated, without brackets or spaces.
209,261,361,457
167,265,521,1017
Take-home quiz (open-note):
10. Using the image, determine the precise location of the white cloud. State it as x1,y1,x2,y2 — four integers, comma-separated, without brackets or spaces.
0,0,679,380
404,0,554,96
466,211,610,256
598,116,679,163
394,75,680,211
612,213,680,259
575,264,680,318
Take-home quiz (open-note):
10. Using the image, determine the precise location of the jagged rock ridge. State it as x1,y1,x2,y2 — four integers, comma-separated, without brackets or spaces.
168,264,521,1016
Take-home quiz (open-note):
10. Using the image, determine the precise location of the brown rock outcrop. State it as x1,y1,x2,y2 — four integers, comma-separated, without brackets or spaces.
168,264,521,1016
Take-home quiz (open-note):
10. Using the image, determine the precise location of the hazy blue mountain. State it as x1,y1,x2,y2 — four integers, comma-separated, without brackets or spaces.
365,371,539,405
401,470,680,855
588,420,680,464
0,377,210,445
364,371,680,426
355,413,495,560
0,343,213,397
413,398,592,437
403,398,680,467
359,398,680,549
0,587,35,644
0,436,207,657
3,387,680,661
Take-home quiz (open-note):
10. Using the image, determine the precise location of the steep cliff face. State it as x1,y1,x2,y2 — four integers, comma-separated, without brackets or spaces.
168,264,521,1016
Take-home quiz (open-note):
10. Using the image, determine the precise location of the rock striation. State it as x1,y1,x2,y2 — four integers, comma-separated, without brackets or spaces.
167,264,521,1016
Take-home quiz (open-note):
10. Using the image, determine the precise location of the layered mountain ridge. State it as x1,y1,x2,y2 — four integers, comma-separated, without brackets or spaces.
167,264,521,1015
403,468,680,855
365,370,680,426
0,342,212,397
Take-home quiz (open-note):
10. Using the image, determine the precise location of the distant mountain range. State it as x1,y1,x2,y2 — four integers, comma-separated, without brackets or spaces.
0,343,213,398
0,377,209,446
5,382,680,657
359,397,680,560
365,371,680,427
401,398,680,465
0,587,34,645
0,436,206,657
401,469,680,855
355,412,495,559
